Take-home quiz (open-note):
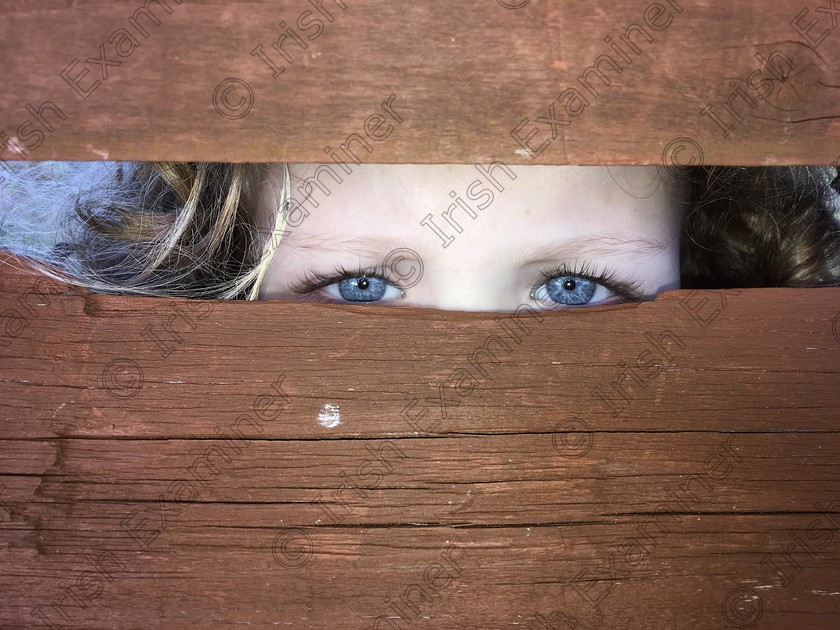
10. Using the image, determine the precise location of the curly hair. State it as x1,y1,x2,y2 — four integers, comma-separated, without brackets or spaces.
1,162,839,300
680,166,840,289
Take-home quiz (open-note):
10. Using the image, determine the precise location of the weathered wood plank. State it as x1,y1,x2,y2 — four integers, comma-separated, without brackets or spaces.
0,1,838,165
1,433,839,523
2,519,840,628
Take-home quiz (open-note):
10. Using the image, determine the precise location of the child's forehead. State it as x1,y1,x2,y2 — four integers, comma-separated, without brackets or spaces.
271,164,682,257
284,163,679,203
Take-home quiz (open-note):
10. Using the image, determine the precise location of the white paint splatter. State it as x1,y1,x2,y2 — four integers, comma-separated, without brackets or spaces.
86,144,110,160
318,403,341,428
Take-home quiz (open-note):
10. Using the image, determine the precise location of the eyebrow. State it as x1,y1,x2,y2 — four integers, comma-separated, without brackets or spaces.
520,233,675,265
285,235,432,260
284,233,673,263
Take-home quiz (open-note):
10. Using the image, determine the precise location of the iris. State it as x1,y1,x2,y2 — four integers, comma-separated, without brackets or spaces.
543,276,597,305
337,276,388,302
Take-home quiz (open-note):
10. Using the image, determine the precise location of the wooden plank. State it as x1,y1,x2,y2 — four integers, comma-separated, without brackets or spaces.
2,516,840,628
1,252,839,627
1,1,839,165
1,433,839,524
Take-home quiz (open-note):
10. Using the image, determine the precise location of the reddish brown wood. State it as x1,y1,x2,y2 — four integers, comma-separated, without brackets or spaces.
1,251,840,628
0,1,838,165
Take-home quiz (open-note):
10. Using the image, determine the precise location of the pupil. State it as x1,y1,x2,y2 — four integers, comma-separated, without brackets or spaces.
357,277,369,290
564,279,576,291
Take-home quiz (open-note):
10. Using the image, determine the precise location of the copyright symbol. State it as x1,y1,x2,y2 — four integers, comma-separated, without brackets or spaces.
497,0,530,7
384,248,424,289
272,528,313,568
607,167,662,199
552,419,594,458
213,78,254,119
832,311,840,345
102,359,144,399
662,137,704,177
721,587,763,628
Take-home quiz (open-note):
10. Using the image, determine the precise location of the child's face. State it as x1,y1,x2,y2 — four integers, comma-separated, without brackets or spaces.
256,165,685,313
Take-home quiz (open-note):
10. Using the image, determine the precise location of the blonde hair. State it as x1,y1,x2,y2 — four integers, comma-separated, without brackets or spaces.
1,161,291,300
1,162,839,298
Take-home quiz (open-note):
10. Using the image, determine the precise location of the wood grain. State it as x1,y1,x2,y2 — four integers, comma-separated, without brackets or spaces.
1,251,840,628
0,1,838,165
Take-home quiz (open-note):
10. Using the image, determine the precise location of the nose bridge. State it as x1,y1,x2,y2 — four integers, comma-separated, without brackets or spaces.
419,254,519,313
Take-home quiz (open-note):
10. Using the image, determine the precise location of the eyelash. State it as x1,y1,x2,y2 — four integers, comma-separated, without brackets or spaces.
290,259,645,304
289,263,399,295
534,259,645,303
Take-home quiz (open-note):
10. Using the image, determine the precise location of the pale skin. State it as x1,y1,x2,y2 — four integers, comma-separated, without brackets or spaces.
255,164,686,313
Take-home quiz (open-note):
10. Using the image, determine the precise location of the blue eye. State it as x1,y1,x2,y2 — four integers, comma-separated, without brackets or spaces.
530,262,643,309
294,265,406,303
544,276,599,305
532,275,611,307
329,276,391,302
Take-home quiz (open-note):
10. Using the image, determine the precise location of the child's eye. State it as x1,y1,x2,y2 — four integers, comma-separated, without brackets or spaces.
530,261,645,309
323,275,403,302
289,264,406,304
531,276,612,307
